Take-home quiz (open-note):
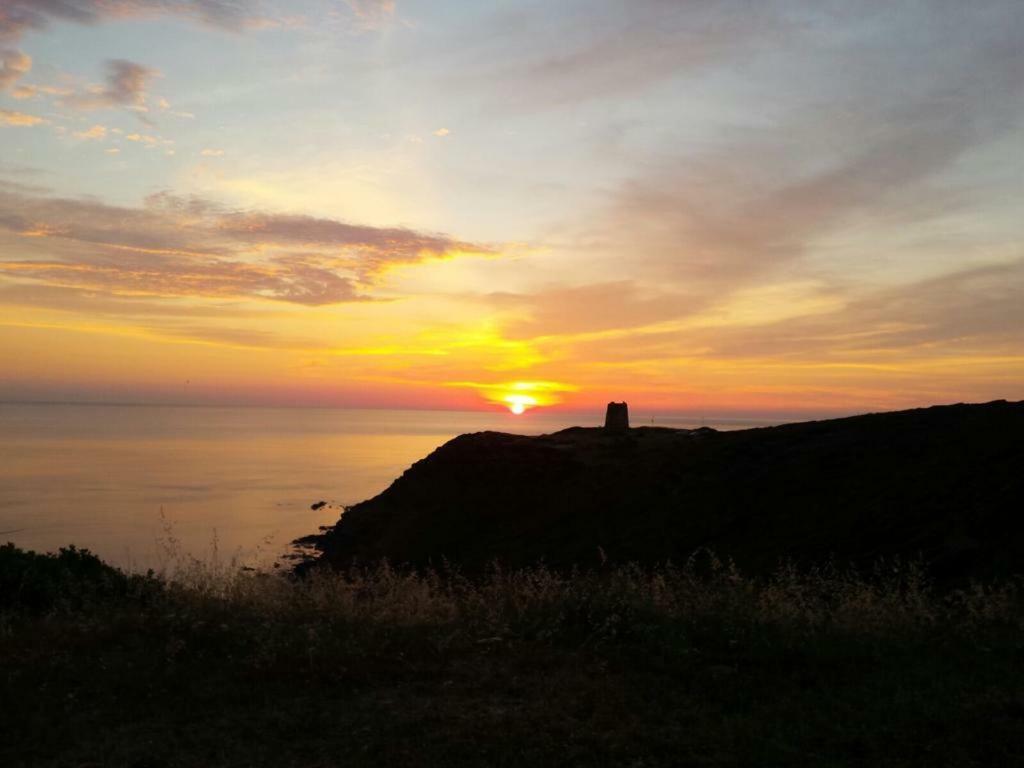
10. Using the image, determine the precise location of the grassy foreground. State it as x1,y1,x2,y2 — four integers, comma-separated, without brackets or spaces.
2,543,1024,767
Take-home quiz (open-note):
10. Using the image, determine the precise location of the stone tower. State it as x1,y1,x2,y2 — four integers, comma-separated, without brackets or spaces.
604,401,629,431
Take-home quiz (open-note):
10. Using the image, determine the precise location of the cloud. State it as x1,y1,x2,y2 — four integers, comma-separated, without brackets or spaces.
0,160,42,175
702,259,1024,361
0,280,222,317
0,257,366,305
216,209,492,277
7,82,72,100
432,127,449,137
0,189,493,305
102,59,155,105
0,282,319,351
525,258,1024,398
154,96,195,119
200,147,224,156
0,281,259,319
153,324,315,350
448,0,790,113
0,1,263,43
565,3,1024,310
552,261,1024,405
0,108,46,126
73,123,106,140
346,0,395,30
65,59,158,113
0,48,30,90
0,4,260,124
490,281,695,341
126,132,159,144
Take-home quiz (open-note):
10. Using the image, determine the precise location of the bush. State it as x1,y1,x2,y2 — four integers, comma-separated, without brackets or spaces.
0,542,145,614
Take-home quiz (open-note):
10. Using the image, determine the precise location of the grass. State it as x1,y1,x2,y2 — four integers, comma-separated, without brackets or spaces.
2,542,1024,767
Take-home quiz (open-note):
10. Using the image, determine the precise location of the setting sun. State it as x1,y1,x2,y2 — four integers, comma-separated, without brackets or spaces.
494,381,578,414
504,394,536,414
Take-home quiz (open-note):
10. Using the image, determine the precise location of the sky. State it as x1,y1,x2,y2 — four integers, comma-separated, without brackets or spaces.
1,0,1022,416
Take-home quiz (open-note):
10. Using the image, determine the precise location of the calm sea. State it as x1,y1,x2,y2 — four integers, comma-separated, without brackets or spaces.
0,403,782,570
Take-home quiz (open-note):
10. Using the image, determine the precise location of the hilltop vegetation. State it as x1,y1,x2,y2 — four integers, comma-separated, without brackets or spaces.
3,543,1024,767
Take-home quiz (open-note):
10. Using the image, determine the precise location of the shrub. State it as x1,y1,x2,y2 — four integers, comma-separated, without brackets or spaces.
0,542,153,615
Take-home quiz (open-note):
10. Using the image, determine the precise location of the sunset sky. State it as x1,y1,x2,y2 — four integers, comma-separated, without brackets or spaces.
1,0,1022,415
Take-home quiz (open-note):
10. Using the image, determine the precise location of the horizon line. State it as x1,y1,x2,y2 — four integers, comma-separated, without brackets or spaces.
0,397,849,419
2,397,1014,421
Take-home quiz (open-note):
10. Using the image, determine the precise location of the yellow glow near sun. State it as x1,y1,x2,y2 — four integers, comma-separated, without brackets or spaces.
442,379,580,412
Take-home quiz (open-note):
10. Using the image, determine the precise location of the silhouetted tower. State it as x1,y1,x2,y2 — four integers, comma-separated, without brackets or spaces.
604,401,629,431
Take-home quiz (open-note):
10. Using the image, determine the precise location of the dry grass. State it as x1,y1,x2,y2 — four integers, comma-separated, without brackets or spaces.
3,544,1024,767
156,551,1024,645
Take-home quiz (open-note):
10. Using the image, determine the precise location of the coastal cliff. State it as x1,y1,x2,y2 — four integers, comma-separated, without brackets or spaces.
301,400,1024,581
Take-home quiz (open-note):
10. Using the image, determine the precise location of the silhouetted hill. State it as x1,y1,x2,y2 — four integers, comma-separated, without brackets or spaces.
302,400,1024,582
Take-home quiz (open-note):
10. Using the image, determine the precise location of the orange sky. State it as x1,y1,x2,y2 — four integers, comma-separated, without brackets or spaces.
1,1,1022,416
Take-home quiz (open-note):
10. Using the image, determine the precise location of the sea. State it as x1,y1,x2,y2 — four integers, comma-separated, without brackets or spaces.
0,403,785,571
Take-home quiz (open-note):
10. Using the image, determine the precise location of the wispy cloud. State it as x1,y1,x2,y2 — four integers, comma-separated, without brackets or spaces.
0,281,255,318
0,48,30,90
153,324,316,350
696,259,1024,362
0,0,266,43
0,161,42,176
157,97,195,119
490,281,693,341
448,0,790,113
7,82,72,100
0,108,46,126
216,209,492,278
345,0,396,30
73,123,107,140
64,59,159,117
0,189,494,305
549,1,1024,329
544,258,1024,391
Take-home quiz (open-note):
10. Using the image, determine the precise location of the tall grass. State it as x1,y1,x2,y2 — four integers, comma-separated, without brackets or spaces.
5,544,1024,766
8,539,1022,645
147,550,1024,656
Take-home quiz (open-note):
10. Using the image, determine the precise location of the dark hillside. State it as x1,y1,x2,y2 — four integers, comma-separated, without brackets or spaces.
303,400,1024,582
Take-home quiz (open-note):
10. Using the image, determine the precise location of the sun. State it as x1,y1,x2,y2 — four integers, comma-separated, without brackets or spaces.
504,393,536,415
